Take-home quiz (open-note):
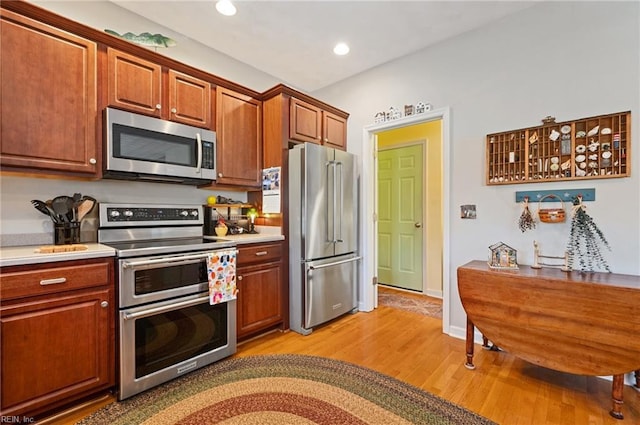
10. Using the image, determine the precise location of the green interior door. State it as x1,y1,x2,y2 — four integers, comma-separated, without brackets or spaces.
377,144,424,291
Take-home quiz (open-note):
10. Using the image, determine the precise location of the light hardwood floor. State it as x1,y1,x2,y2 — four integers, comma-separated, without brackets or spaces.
46,302,639,424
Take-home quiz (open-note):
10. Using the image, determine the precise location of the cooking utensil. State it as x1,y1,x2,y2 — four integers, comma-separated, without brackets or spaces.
51,196,71,222
72,192,82,221
31,200,60,223
76,196,96,222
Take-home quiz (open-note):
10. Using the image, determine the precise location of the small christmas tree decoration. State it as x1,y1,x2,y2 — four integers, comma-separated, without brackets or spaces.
566,195,611,272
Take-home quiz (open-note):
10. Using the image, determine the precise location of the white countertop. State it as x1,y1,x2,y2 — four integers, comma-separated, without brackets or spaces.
204,233,285,245
204,225,284,245
0,243,116,268
0,227,284,267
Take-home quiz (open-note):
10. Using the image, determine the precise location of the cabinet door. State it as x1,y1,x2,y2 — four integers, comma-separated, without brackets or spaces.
0,287,114,417
237,262,282,338
0,10,98,174
107,48,162,117
168,70,212,128
290,98,322,144
215,87,262,187
323,111,347,150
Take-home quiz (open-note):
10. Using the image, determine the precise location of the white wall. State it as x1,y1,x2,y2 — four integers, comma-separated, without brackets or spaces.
313,1,640,337
30,0,281,92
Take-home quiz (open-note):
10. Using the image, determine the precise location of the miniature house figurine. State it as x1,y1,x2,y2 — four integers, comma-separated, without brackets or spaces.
415,102,432,114
488,242,518,269
404,104,414,116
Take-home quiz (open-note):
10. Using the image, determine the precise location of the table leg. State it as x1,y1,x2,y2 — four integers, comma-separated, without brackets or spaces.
609,374,624,420
465,317,475,370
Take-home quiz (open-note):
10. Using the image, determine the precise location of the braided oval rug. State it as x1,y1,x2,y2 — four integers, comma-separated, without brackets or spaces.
78,354,495,425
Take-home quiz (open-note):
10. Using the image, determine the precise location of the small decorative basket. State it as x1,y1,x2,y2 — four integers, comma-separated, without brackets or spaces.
537,194,566,223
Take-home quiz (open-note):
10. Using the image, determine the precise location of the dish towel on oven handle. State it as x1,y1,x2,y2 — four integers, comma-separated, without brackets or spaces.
207,250,237,305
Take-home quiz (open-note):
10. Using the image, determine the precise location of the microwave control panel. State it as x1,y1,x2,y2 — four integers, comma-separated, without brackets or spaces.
202,142,215,170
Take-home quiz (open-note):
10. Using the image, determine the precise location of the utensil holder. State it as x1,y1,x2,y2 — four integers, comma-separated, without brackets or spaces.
54,222,80,245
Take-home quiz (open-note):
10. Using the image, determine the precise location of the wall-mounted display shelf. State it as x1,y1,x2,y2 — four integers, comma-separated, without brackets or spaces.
486,111,631,185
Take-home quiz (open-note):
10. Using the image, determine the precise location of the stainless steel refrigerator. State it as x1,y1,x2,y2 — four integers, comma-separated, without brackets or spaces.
289,143,360,335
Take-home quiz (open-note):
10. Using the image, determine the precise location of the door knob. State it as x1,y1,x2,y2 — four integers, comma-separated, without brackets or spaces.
414,222,422,228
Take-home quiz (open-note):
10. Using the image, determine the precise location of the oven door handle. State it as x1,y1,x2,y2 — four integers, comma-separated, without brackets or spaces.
122,252,223,269
123,294,210,320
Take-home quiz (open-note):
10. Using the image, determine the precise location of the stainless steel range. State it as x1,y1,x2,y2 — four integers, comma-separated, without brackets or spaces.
98,203,237,400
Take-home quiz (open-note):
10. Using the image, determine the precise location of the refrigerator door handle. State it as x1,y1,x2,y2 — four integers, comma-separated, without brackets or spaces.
308,256,362,270
332,161,338,243
326,161,334,243
336,161,344,243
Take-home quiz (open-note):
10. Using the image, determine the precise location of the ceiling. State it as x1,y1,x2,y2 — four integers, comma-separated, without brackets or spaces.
110,1,538,93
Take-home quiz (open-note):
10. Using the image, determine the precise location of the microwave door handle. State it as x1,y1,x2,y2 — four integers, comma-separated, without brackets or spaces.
196,133,203,173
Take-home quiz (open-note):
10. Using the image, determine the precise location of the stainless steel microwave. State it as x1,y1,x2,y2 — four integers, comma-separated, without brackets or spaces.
104,107,216,184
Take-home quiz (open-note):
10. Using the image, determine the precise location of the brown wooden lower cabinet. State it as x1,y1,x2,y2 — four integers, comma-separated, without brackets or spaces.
0,258,115,419
236,242,284,339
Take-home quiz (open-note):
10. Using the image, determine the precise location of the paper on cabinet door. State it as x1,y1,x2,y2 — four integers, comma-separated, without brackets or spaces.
262,167,281,213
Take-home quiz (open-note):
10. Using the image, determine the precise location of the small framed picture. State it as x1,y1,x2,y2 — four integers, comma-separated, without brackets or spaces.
461,205,476,219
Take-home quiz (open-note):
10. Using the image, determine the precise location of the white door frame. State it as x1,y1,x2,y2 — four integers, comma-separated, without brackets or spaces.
359,107,451,334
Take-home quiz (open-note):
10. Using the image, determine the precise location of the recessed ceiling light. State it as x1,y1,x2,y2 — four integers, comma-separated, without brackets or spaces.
333,42,350,56
216,0,236,16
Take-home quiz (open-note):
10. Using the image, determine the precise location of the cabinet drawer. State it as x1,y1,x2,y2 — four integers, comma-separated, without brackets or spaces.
237,243,282,266
1,260,111,301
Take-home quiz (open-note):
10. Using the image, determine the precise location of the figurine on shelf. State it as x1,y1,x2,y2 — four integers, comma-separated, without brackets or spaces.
541,115,556,124
215,217,228,237
247,208,259,234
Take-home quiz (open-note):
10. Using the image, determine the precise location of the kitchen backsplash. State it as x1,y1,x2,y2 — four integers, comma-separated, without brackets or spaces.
0,175,245,247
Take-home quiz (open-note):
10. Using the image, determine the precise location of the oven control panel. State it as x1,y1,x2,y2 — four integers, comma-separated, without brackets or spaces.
99,203,203,227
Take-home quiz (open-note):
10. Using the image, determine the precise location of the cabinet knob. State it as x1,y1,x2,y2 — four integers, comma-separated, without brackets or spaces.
100,301,109,308
218,173,223,178
324,138,328,143
89,158,97,165
171,108,177,114
156,104,162,110
237,276,243,281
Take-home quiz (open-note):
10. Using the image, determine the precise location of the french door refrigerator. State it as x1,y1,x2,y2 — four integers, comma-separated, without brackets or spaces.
289,142,360,335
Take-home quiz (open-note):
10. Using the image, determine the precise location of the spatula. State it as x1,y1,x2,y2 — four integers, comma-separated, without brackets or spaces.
31,200,60,223
76,196,97,222
51,196,71,222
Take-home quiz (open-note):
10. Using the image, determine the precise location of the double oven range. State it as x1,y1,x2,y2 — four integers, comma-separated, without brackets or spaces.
98,203,237,400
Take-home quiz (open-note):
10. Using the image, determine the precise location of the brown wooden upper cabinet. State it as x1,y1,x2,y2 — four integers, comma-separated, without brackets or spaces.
214,87,262,187
0,9,99,175
290,97,347,150
107,48,212,129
